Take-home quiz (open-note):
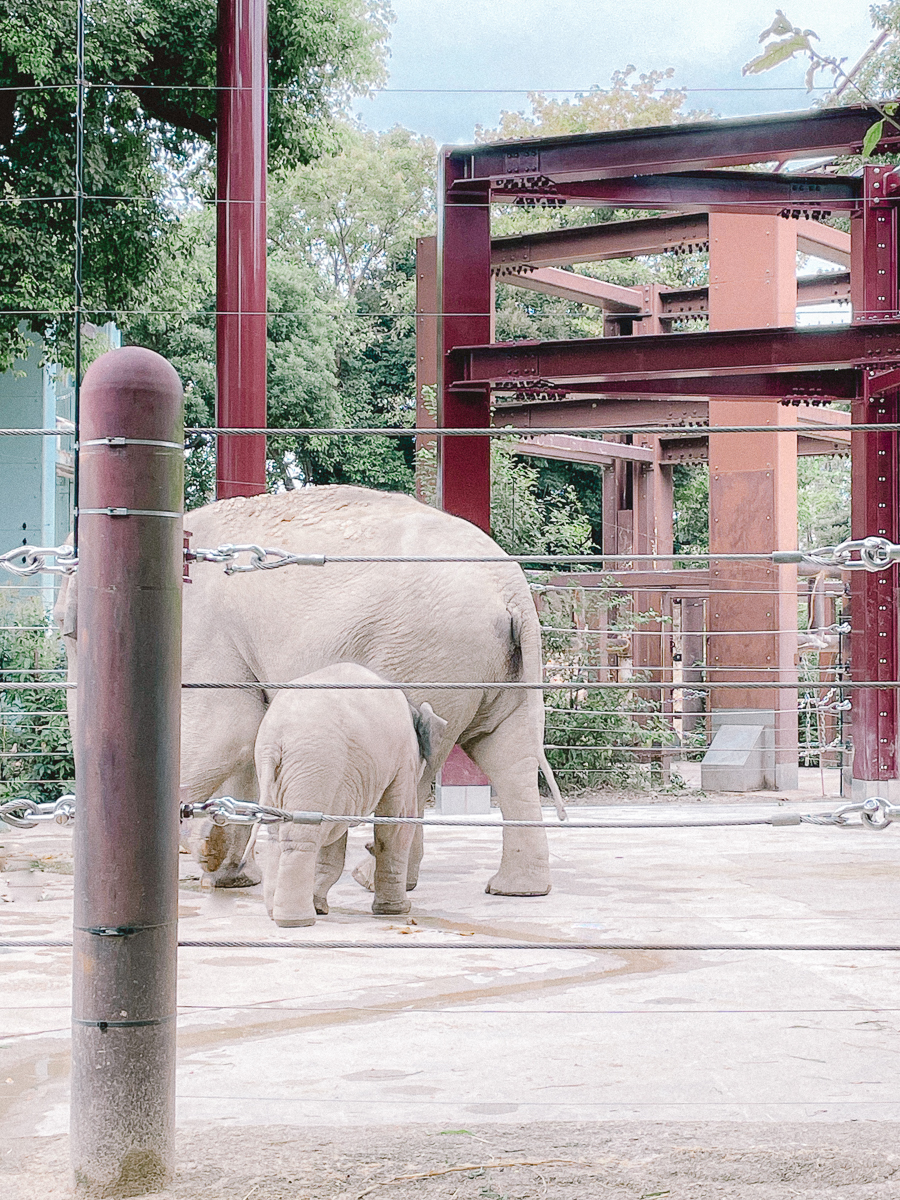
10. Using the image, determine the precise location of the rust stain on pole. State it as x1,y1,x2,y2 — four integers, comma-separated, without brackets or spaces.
71,348,184,1196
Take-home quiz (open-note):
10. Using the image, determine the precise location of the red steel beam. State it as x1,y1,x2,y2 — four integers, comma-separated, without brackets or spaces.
797,223,851,267
491,213,710,268
451,106,898,182
489,171,860,213
494,397,710,427
452,323,900,387
216,0,268,499
491,213,851,269
500,267,643,311
492,372,858,401
502,271,850,315
515,434,655,466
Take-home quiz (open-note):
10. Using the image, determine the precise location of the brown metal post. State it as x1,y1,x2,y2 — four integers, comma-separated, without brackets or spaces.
71,348,183,1196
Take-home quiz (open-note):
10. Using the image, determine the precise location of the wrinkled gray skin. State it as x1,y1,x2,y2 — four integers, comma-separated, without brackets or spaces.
255,663,448,927
56,485,565,897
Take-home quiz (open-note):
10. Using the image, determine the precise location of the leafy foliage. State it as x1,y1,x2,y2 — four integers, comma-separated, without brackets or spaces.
0,601,73,803
743,8,900,151
797,455,851,550
269,123,436,298
537,585,678,792
490,441,592,557
476,67,711,142
124,124,435,504
672,463,710,560
0,0,392,369
121,210,343,506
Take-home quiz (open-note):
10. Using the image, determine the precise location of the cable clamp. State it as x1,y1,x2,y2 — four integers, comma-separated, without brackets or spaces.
0,544,77,576
78,508,181,518
80,438,183,449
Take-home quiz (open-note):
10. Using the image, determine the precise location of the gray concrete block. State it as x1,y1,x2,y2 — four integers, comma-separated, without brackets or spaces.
435,784,492,815
701,723,766,792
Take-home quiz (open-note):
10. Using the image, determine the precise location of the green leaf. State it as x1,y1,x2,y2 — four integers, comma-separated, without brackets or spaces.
863,119,885,157
758,10,795,42
743,33,814,76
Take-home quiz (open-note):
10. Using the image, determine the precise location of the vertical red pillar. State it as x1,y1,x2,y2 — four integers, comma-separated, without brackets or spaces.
415,235,438,503
705,213,799,791
216,0,267,499
850,166,900,795
437,151,492,532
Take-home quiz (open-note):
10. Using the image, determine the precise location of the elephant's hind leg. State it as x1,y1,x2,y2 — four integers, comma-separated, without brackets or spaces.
272,825,320,927
464,716,551,897
314,832,348,915
371,773,415,916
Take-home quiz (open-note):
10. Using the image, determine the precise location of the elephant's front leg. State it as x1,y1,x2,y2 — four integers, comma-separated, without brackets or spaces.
263,827,281,919
209,761,262,889
465,721,551,897
272,825,321,927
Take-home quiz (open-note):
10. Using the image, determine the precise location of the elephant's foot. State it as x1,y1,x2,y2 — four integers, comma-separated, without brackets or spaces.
314,895,329,915
274,915,316,928
351,856,376,892
405,866,419,892
372,898,411,916
213,859,263,889
485,866,551,897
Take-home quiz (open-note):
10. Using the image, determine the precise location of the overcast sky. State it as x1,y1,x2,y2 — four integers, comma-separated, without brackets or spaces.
354,0,881,145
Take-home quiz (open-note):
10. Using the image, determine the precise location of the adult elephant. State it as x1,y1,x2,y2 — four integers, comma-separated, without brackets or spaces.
56,485,564,896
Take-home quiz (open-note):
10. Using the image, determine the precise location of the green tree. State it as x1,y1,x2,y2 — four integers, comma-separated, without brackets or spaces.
0,0,392,369
269,123,435,298
797,456,851,549
125,124,436,503
0,601,73,803
476,66,709,142
122,209,342,507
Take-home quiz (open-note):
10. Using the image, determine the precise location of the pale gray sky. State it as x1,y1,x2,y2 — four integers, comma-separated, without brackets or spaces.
355,0,881,145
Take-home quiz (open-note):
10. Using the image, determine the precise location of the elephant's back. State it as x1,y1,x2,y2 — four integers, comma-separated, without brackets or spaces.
183,486,538,701
185,485,501,558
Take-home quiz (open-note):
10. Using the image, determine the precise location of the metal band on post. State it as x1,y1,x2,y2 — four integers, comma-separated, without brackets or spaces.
71,348,183,1196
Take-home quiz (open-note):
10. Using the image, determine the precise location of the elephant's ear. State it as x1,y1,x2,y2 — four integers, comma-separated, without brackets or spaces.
410,701,448,769
53,568,78,640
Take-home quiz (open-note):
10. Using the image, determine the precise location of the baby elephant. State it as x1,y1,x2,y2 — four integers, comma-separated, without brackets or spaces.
255,663,447,927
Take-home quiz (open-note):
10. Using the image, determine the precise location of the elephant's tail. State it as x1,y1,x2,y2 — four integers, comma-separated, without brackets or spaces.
509,601,568,822
539,748,567,821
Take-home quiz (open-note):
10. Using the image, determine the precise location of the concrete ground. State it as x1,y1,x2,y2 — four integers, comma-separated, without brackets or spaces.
2,770,900,1196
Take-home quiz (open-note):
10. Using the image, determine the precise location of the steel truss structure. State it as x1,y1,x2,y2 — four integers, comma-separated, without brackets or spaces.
417,105,900,794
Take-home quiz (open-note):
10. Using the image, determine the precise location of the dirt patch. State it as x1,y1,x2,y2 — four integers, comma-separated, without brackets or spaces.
4,1121,900,1199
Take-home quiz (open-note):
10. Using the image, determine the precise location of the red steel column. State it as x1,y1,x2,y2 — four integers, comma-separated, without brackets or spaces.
71,349,183,1194
415,235,438,502
850,166,900,793
216,0,267,498
437,151,492,531
706,213,799,790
